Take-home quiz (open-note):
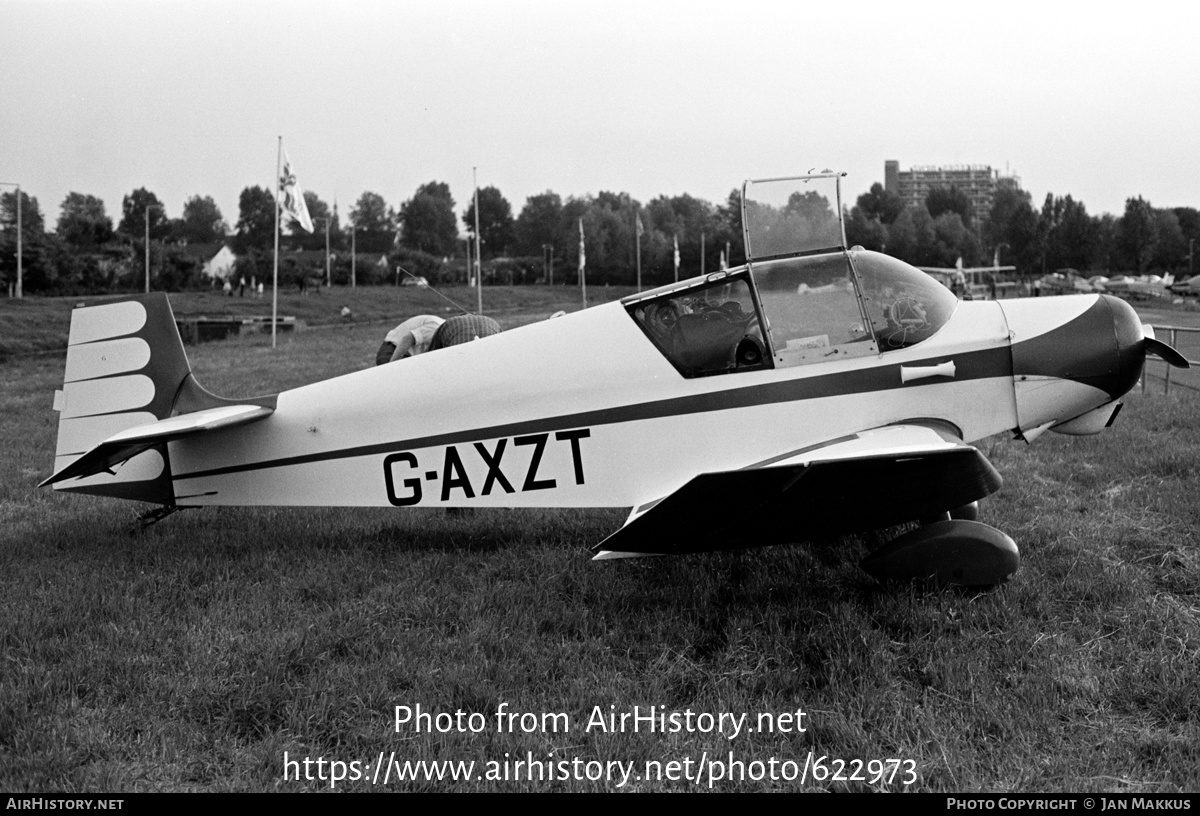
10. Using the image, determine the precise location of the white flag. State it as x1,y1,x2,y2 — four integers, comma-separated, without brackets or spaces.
673,234,680,272
279,149,314,233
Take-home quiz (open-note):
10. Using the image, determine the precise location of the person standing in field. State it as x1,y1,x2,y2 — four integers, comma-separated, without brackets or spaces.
376,314,446,365
375,313,503,365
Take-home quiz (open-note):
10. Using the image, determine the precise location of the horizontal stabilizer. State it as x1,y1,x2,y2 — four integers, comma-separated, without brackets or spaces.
40,404,273,487
593,424,1001,558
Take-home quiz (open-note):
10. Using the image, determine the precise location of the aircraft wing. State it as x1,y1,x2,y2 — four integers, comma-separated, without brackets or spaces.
592,423,1001,559
40,404,274,487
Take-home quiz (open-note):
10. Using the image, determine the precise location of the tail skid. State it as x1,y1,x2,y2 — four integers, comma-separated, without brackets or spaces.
43,294,275,503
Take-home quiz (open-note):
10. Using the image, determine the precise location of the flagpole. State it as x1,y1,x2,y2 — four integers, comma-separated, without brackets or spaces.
635,211,642,292
16,186,21,298
473,167,482,315
579,218,587,309
272,136,281,349
15,186,21,298
673,234,679,283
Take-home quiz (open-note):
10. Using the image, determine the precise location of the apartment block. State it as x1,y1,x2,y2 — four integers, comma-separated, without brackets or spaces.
884,160,1018,223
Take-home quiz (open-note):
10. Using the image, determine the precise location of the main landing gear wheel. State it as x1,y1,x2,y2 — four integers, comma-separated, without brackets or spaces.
860,519,1019,587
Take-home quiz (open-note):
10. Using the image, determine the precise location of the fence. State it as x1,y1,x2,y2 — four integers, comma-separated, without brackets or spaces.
1143,325,1200,395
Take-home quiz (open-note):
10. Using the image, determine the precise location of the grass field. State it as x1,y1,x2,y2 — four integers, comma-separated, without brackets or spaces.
0,282,634,358
1,290,1198,792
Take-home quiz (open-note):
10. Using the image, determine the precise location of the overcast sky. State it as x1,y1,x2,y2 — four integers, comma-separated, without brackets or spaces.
2,0,1196,233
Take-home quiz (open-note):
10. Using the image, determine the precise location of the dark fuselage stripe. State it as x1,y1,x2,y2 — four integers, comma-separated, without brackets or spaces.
174,346,1014,481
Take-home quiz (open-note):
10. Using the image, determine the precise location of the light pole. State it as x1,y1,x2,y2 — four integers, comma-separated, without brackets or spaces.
312,217,331,287
350,225,356,288
144,203,164,294
0,182,22,298
542,243,554,285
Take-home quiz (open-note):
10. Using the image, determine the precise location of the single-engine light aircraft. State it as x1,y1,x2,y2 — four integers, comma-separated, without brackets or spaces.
41,172,1189,586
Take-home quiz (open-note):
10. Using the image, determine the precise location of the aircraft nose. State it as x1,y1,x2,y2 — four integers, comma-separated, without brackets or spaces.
1007,294,1142,400
1104,294,1147,399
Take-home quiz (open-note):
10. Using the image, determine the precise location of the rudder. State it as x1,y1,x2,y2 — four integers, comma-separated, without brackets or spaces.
48,294,193,503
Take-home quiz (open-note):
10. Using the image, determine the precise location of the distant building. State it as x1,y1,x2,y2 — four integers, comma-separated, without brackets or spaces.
202,245,237,282
177,242,236,282
885,160,1020,223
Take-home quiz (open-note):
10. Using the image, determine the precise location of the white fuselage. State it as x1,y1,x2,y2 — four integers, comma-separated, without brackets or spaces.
167,296,1043,510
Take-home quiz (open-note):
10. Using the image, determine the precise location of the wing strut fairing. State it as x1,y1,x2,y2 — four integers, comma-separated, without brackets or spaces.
594,425,1001,558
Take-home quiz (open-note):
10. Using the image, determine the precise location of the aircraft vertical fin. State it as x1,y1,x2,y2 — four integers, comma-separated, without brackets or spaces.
46,295,192,501
44,295,195,501
43,295,279,496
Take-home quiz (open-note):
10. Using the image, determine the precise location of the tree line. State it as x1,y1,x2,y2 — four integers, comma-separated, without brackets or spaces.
2,175,1197,295
847,182,1198,278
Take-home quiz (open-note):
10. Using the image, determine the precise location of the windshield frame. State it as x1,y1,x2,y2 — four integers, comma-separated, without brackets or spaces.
740,173,879,356
741,172,849,261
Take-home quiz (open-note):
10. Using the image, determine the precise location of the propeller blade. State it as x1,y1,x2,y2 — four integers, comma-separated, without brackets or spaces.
1145,337,1190,369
